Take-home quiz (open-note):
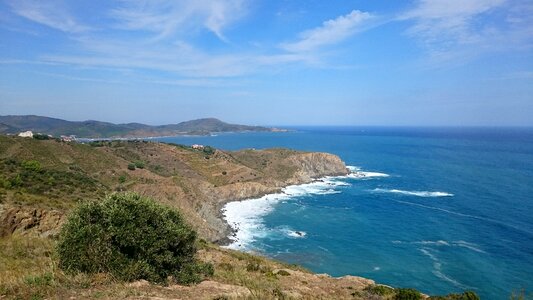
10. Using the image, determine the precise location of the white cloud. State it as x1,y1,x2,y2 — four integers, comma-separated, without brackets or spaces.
401,0,506,19
110,0,246,41
7,0,89,33
400,0,533,63
281,10,373,52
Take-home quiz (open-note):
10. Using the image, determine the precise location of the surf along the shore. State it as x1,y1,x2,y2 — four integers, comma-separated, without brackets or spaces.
221,166,394,250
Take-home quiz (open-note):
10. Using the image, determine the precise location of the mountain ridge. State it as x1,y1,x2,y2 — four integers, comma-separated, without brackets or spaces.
0,115,280,138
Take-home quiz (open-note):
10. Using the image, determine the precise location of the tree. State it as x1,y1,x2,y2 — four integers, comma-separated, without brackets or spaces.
57,193,213,284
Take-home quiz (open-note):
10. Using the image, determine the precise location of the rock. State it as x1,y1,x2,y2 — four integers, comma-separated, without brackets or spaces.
0,205,64,237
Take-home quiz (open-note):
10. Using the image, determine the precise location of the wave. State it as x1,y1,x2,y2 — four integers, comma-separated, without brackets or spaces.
222,166,393,250
222,176,351,250
393,199,533,238
346,166,389,178
395,240,486,254
373,188,454,197
283,228,307,238
419,248,470,289
453,240,486,253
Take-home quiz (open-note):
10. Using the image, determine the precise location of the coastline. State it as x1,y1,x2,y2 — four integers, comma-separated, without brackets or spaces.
217,166,389,249
74,129,289,142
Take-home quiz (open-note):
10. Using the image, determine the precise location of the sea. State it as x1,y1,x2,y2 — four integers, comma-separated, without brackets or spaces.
156,127,533,298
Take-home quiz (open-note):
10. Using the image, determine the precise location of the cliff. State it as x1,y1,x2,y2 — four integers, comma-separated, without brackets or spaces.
0,135,348,242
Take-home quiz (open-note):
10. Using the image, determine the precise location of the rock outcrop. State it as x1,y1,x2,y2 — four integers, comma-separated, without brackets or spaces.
0,204,64,237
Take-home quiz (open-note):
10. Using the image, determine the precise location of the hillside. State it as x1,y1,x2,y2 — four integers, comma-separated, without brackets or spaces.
0,135,347,241
0,136,476,299
0,115,280,138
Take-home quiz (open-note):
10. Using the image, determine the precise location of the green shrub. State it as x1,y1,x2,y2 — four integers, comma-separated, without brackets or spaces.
395,288,422,300
202,146,216,156
57,193,212,284
134,161,145,169
246,261,261,272
118,175,126,183
9,174,23,187
22,160,41,172
32,134,50,140
127,164,135,171
429,291,480,300
365,284,395,296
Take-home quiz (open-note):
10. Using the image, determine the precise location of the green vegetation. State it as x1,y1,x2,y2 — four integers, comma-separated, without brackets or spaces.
134,160,145,169
429,291,480,300
57,193,213,284
394,288,422,300
0,115,273,138
32,133,50,140
364,284,395,296
127,163,136,170
22,160,41,172
202,145,216,156
0,157,105,209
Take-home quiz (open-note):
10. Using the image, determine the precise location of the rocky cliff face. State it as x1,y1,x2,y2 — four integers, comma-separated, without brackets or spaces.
198,151,349,242
285,152,348,184
0,137,349,242
0,204,64,238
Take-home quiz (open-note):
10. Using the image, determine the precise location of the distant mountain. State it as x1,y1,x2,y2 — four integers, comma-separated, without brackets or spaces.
0,115,281,138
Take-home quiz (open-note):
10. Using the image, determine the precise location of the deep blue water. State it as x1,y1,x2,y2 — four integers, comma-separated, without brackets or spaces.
157,127,533,298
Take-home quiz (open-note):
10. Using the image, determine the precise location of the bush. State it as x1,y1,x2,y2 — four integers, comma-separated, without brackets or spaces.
22,160,41,172
127,163,135,171
32,134,50,140
57,193,213,284
365,284,395,296
395,288,422,300
202,146,216,156
118,176,126,183
429,291,480,300
134,161,145,169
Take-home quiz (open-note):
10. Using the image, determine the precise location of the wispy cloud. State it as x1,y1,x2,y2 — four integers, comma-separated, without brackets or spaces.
6,0,90,33
400,0,533,63
110,0,247,41
281,10,373,53
2,2,373,81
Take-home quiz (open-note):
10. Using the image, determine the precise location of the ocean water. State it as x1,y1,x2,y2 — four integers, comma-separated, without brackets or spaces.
157,127,533,298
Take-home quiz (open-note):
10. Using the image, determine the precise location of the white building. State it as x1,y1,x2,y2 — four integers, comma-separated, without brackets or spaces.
192,144,204,149
18,131,33,138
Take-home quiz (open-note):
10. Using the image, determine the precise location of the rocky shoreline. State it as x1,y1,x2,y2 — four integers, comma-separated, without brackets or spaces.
211,154,350,245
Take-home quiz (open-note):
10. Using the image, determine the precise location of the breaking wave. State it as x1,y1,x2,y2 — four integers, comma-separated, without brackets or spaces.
373,188,454,197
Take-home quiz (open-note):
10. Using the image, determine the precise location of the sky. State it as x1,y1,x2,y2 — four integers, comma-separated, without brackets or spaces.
0,0,532,126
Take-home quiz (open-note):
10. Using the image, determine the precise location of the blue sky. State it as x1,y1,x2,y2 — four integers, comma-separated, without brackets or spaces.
0,0,532,126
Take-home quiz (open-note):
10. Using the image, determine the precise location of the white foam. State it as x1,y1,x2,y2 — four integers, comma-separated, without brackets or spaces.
345,166,390,178
419,248,469,289
223,166,392,250
453,240,486,253
414,240,450,246
222,177,350,250
373,188,454,197
223,192,289,250
284,229,307,238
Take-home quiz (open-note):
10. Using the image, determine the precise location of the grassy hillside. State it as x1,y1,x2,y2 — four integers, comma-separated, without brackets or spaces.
0,115,277,138
0,135,347,240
